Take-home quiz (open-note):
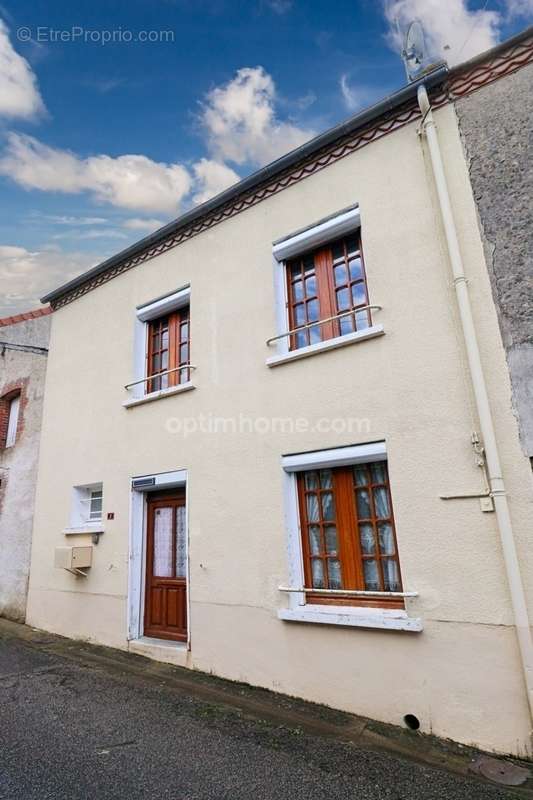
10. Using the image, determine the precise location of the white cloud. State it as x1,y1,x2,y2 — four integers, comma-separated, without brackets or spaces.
44,214,109,225
0,63,318,312
52,229,128,241
0,133,83,191
340,75,359,111
78,229,127,239
192,158,240,204
384,0,501,67
0,245,32,258
0,133,192,213
0,63,314,225
83,77,126,94
0,19,45,118
200,66,315,167
0,244,101,315
506,0,533,16
294,91,317,112
264,0,293,13
84,153,190,213
123,217,166,232
339,75,380,112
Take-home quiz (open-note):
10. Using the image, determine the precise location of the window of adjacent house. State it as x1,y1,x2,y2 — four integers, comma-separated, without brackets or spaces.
5,393,20,448
286,233,371,350
297,460,403,607
146,306,190,393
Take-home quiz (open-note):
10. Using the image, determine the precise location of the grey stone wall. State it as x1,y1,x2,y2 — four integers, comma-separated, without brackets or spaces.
0,314,51,621
455,62,533,456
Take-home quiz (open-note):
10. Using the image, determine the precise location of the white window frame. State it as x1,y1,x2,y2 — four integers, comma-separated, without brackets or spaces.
268,205,384,367
124,285,193,406
5,394,20,448
88,488,103,521
64,483,104,534
278,442,423,632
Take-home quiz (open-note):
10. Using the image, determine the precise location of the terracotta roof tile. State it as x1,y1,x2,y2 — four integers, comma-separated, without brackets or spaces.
0,306,53,328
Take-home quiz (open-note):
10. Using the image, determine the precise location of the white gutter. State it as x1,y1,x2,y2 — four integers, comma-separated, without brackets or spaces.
417,84,533,727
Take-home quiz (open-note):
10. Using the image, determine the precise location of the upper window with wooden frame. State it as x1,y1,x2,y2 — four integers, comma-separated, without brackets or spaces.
126,286,193,404
286,232,371,350
146,307,190,393
269,206,383,366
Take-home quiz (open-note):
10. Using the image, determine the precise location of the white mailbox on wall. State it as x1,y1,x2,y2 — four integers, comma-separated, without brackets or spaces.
54,546,92,574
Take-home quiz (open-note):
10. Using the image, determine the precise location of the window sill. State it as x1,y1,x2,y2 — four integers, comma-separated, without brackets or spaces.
63,525,104,536
123,382,195,408
278,604,423,632
266,325,384,367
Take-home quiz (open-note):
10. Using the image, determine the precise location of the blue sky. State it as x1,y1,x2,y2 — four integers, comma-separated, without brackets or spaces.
0,0,531,313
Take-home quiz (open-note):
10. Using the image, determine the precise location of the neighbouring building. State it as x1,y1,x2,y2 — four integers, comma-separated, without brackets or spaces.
26,29,533,757
455,53,533,461
0,307,52,621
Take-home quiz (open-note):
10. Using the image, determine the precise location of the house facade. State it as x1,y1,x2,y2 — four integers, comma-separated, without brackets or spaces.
0,308,52,621
26,30,533,757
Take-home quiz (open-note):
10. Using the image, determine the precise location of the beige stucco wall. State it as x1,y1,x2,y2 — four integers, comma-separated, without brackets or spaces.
27,103,533,757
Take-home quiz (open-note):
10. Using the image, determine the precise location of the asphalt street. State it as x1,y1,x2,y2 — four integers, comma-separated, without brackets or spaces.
0,623,526,800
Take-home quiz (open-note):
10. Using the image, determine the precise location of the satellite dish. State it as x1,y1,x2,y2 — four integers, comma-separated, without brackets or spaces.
402,20,427,82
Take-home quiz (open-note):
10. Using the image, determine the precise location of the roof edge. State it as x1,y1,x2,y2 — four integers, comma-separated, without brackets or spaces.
0,305,52,328
447,23,533,80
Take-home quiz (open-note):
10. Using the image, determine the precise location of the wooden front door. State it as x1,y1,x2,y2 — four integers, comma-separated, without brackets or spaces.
144,493,187,642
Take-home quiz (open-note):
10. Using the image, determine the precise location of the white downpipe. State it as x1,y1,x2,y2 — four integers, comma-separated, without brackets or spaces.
417,84,533,727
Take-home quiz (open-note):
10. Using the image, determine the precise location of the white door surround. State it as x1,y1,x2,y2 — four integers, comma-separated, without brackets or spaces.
127,469,189,646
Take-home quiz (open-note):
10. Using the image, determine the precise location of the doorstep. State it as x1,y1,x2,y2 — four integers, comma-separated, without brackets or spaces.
128,636,189,667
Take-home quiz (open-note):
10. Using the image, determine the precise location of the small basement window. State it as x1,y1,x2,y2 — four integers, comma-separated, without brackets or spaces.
67,483,104,530
88,488,103,522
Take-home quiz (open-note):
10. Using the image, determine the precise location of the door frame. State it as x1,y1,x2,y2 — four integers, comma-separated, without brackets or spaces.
128,469,189,647
144,491,187,642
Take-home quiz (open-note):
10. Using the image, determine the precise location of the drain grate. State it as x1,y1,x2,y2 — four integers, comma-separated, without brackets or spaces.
469,755,530,787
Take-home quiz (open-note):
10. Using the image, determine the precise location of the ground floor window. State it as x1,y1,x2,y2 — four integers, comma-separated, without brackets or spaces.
88,488,103,522
297,460,403,607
